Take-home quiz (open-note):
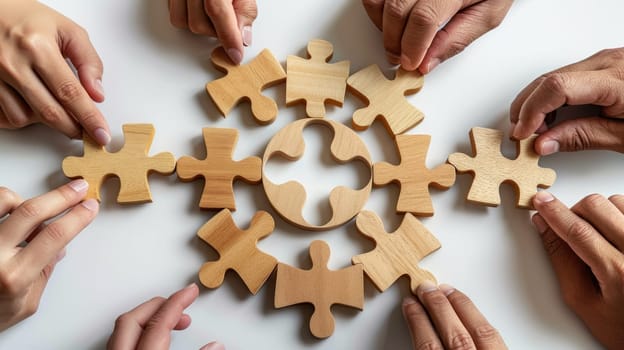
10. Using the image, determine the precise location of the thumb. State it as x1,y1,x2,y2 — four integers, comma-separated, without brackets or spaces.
234,0,258,47
535,117,624,155
60,22,105,103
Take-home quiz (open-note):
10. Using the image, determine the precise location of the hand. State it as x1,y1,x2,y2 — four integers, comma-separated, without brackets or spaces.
107,284,223,350
0,0,110,144
361,0,513,73
168,0,258,65
0,180,98,331
510,48,624,155
532,192,624,350
402,281,507,349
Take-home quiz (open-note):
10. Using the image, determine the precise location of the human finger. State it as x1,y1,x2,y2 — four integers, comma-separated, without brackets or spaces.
233,0,257,47
417,281,475,349
187,0,216,35
136,284,199,350
204,0,244,64
108,297,168,350
0,81,36,129
533,117,624,155
440,285,506,349
382,0,417,65
401,296,444,350
169,0,189,29
417,0,512,74
17,198,98,283
0,180,89,247
609,194,624,216
533,192,621,284
20,252,65,323
361,0,384,30
572,194,624,252
0,187,24,218
531,214,599,313
512,70,624,140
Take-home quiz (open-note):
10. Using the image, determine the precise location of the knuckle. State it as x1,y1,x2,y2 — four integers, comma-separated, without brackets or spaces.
541,73,567,95
0,187,18,204
235,2,258,20
7,114,33,129
203,1,225,17
38,104,63,124
403,302,427,321
608,194,624,205
597,48,624,62
18,199,42,220
385,0,412,20
114,312,133,328
75,109,101,129
474,324,501,343
423,290,448,307
56,81,84,104
362,0,384,10
566,124,594,151
0,268,25,297
566,220,594,244
446,40,469,58
415,341,444,350
16,32,53,54
541,230,565,256
409,4,439,27
579,193,607,211
448,332,476,350
43,222,68,243
447,291,472,307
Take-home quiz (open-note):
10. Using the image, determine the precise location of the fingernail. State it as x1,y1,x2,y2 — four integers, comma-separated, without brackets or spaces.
438,284,456,296
81,199,99,211
402,296,418,306
200,342,225,350
69,179,89,193
386,51,401,65
416,280,438,300
242,26,252,47
426,58,440,73
540,140,560,156
532,214,549,234
94,128,111,145
184,282,197,291
55,248,67,263
509,122,517,137
94,79,105,98
226,48,242,65
512,121,523,139
533,191,555,204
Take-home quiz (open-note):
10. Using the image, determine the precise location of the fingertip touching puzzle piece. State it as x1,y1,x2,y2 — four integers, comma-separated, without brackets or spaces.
347,65,424,135
374,134,455,216
286,39,350,118
275,240,364,338
352,211,440,294
62,124,175,203
447,127,557,209
197,209,277,295
177,128,262,210
206,47,286,124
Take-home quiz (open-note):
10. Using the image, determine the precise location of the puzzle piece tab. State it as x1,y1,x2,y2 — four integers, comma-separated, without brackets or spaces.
352,211,440,294
275,240,364,338
374,134,455,216
197,209,277,295
62,124,175,203
177,128,261,210
447,127,557,209
206,47,286,124
286,39,350,118
347,65,424,135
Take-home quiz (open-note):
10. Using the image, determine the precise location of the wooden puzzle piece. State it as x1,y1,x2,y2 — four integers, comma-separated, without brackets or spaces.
352,211,440,294
206,47,286,124
263,118,372,231
374,134,455,216
347,65,424,135
286,39,350,118
177,128,261,210
197,209,277,295
447,127,557,209
275,240,363,338
62,124,175,203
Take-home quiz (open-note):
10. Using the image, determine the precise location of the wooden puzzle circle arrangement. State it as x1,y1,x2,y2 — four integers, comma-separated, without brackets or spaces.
262,118,372,231
60,38,557,339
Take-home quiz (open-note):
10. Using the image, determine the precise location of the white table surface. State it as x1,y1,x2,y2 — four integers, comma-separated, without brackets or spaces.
1,0,622,349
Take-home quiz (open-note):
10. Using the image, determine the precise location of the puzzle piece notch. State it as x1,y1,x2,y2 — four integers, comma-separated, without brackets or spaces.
352,211,440,294
447,127,557,209
177,128,262,210
274,240,364,338
197,209,277,295
347,65,424,135
206,47,286,124
286,39,350,118
374,134,456,216
62,124,175,203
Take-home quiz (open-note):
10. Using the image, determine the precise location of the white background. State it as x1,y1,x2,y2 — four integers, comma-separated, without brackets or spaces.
0,0,622,349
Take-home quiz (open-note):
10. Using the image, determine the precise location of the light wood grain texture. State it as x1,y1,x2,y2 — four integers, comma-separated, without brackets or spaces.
274,240,364,339
197,209,277,295
347,65,424,135
62,124,175,203
286,39,350,118
262,118,372,231
177,128,261,210
447,127,557,209
374,134,455,216
206,47,286,124
352,211,440,294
